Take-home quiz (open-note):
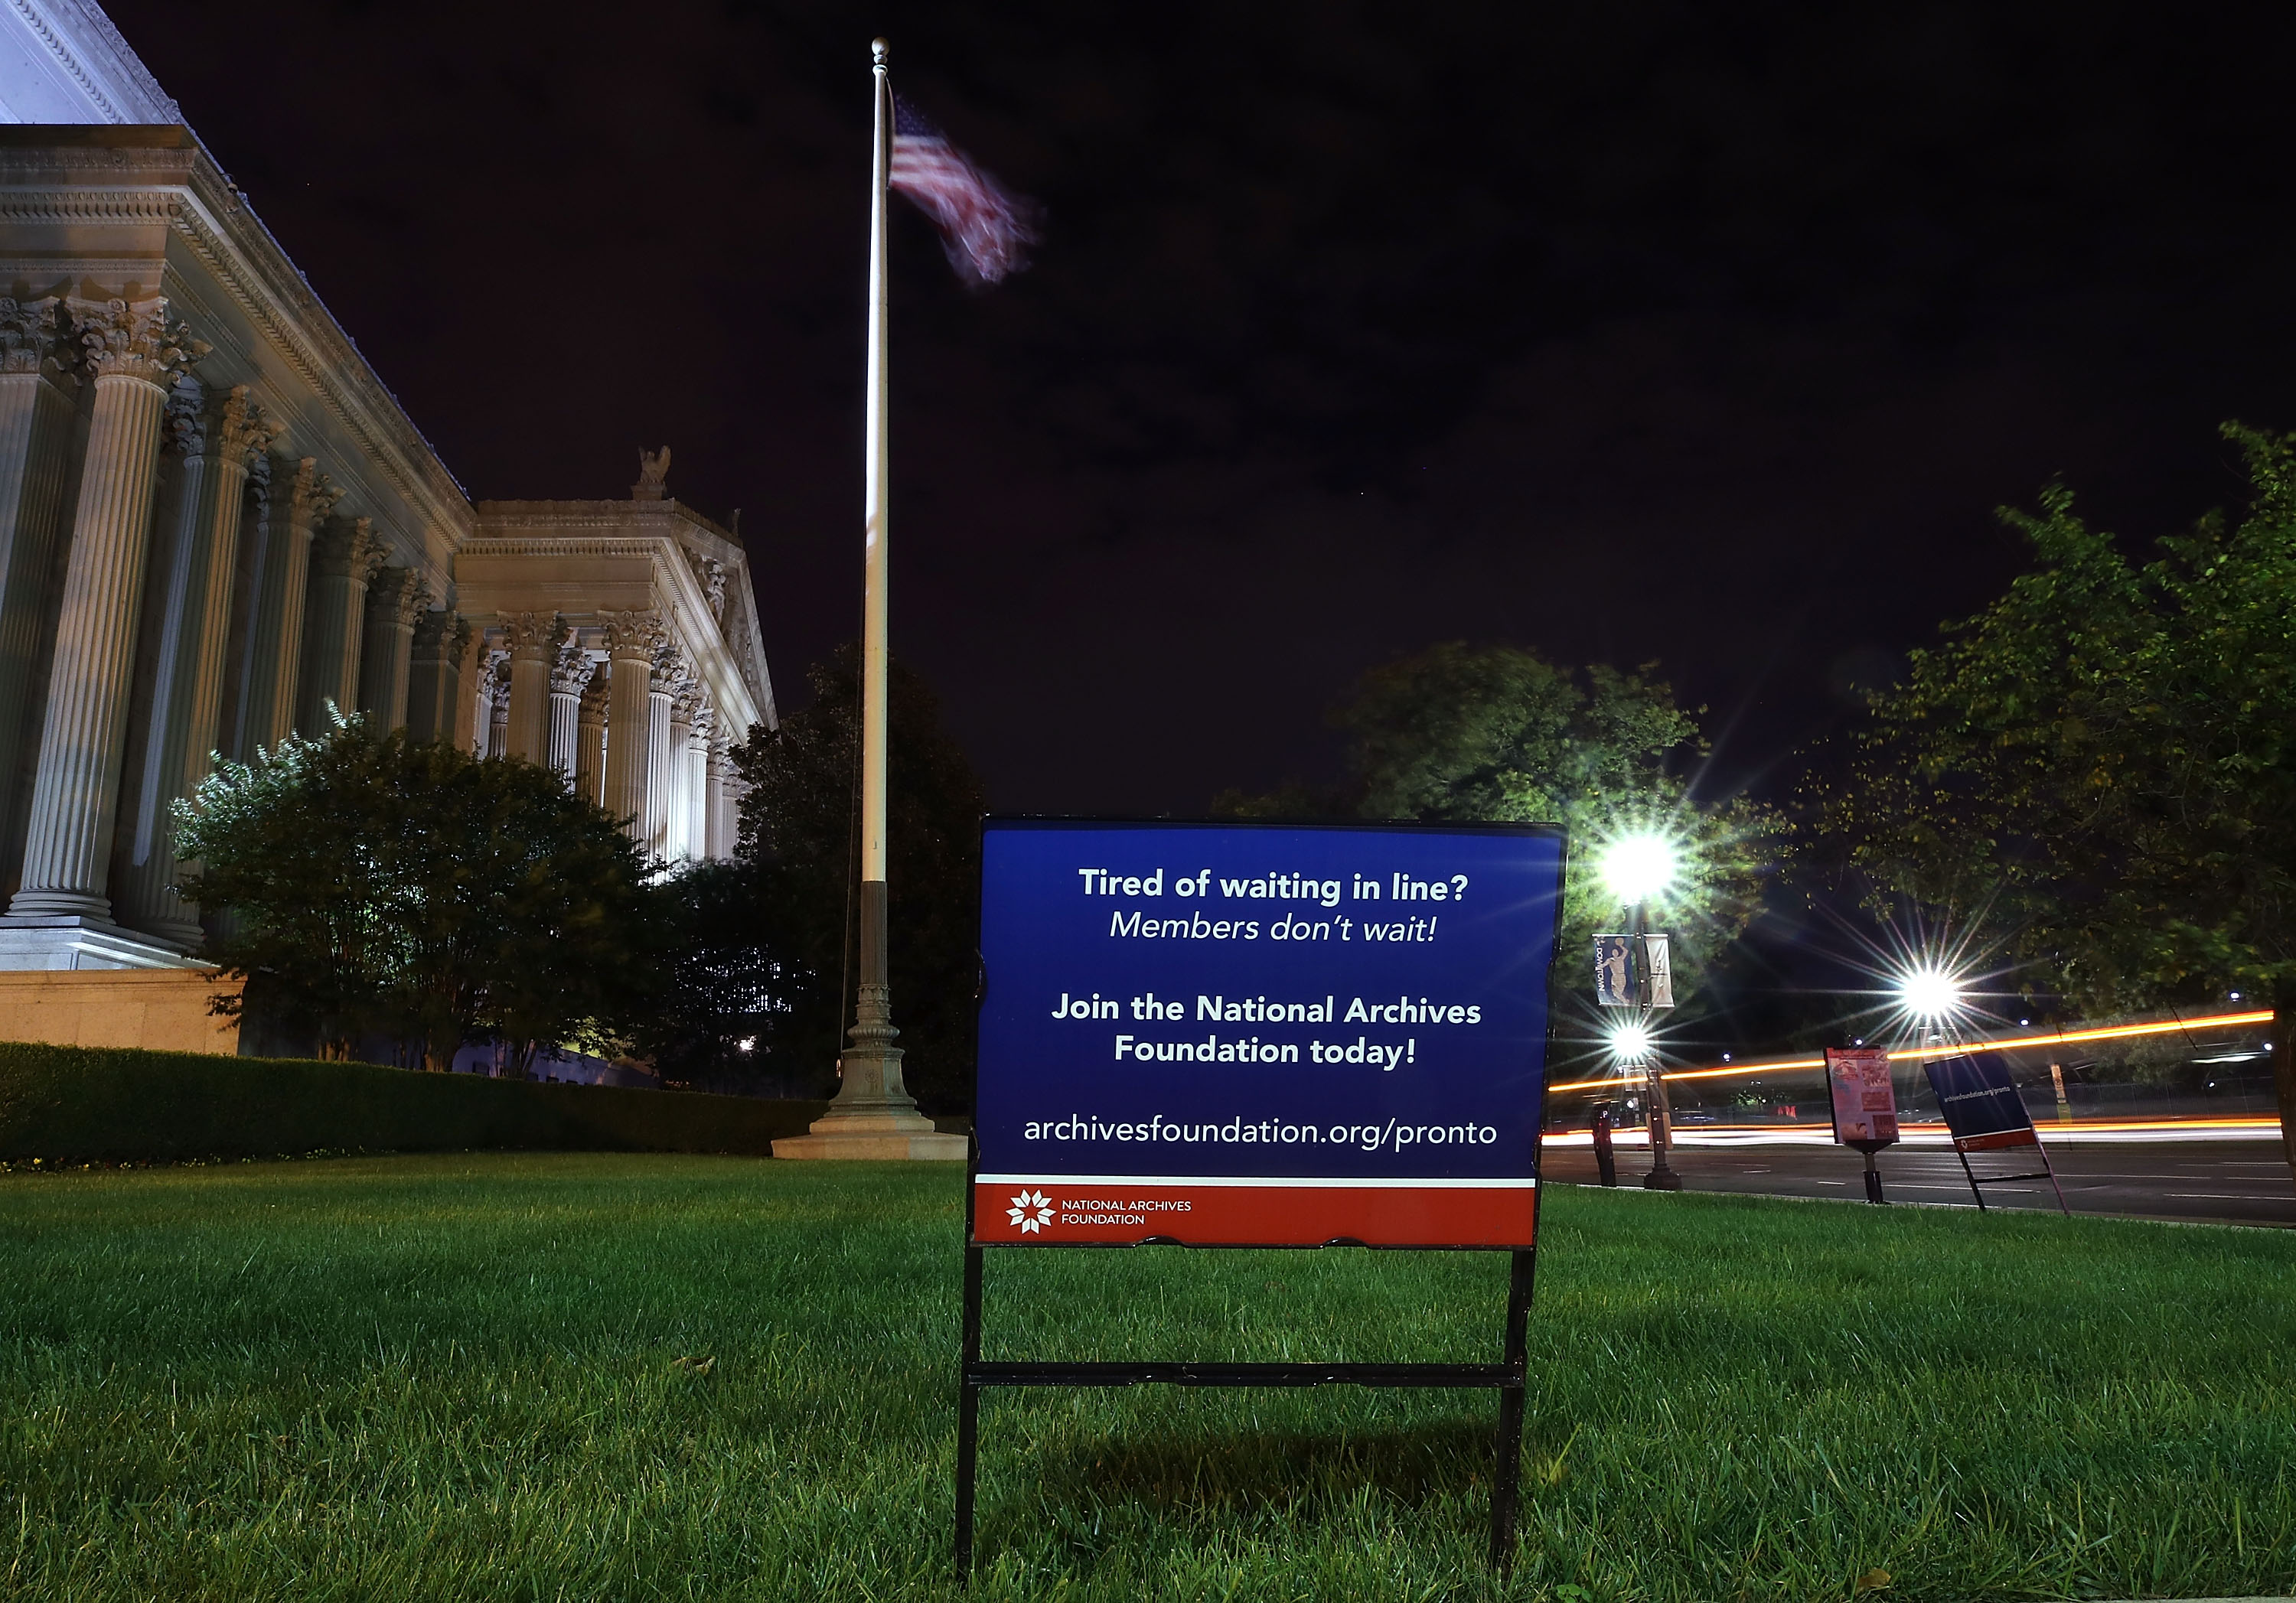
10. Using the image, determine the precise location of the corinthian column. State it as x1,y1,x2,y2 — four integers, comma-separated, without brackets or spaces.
705,733,733,859
358,567,423,729
664,680,697,859
8,298,195,922
0,297,79,889
116,382,272,946
600,611,660,841
298,516,386,734
485,653,510,758
547,635,594,784
502,611,556,763
646,644,683,859
406,608,471,744
684,701,713,862
239,460,338,751
575,670,608,806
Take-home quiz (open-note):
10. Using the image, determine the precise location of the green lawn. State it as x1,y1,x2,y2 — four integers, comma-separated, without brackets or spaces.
2,1157,2291,1601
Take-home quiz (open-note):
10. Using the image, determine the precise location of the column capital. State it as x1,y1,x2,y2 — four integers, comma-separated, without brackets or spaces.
550,637,597,696
67,295,202,386
577,668,611,724
503,609,562,660
312,515,387,582
412,607,472,660
671,678,704,722
275,457,341,530
601,608,666,662
0,295,70,376
163,373,210,457
651,634,686,681
367,565,427,628
216,385,277,465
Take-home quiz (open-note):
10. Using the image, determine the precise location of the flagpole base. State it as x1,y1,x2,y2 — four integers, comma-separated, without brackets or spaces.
772,1110,967,1162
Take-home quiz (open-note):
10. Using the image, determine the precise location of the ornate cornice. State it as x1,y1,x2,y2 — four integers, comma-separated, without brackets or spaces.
3,1,181,124
68,295,199,385
0,144,471,544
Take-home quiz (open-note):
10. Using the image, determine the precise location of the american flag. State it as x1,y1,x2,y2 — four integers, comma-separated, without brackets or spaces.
890,96,1039,285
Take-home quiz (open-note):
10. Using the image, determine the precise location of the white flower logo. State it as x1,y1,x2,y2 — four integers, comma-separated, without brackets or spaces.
1007,1190,1053,1233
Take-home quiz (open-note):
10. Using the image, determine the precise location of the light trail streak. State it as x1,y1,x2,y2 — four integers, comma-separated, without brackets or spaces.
1547,1008,2278,1094
1544,1114,2284,1147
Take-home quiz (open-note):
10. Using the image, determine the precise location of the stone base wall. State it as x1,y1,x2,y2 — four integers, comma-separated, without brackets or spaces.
0,968,241,1054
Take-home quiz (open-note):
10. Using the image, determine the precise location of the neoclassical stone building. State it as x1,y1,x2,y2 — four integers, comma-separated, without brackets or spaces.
0,6,774,974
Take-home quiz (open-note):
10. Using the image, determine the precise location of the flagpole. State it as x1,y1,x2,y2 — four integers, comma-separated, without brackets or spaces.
774,36,963,1161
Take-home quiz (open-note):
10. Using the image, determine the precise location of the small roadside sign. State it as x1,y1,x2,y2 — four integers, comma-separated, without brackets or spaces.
1825,1047,1899,1148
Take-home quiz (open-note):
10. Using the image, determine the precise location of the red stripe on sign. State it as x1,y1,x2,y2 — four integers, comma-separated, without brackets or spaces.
1954,1129,2042,1153
973,1181,1535,1248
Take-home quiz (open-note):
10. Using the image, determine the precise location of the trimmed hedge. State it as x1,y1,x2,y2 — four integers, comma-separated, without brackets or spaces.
0,1041,830,1163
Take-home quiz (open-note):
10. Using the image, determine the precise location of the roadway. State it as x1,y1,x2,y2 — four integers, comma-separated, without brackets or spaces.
1538,1129,2296,1227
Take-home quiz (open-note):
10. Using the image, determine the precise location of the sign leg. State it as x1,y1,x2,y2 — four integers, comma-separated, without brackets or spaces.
955,1244,983,1576
1863,1149,1885,1204
1954,1145,1988,1212
1489,1248,1534,1569
2036,1139,2071,1217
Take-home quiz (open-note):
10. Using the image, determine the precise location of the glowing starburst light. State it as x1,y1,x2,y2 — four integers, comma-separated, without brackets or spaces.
1608,1021,1655,1064
1600,835,1677,904
1896,965,1965,1022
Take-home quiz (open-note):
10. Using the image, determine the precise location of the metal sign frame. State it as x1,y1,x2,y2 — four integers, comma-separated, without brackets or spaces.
954,816,1569,1575
1923,1051,2070,1215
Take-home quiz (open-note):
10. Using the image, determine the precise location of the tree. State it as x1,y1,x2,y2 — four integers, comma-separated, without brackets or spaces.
175,715,658,1070
1221,642,1781,1014
732,645,988,1111
1826,424,2296,1171
632,859,804,1096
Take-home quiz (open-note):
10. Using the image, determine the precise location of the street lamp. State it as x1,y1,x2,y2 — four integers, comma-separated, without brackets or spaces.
1600,832,1681,1191
1893,961,1967,1049
1600,836,1677,905
1896,965,1962,1023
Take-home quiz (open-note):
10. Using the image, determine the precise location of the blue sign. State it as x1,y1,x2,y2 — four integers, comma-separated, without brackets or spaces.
971,819,1567,1247
1924,1051,2037,1151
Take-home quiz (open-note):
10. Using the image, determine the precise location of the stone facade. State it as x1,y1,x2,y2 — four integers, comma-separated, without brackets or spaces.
457,489,769,851
0,66,775,970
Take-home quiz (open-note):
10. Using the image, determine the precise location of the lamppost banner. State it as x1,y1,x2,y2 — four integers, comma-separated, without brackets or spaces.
970,819,1567,1248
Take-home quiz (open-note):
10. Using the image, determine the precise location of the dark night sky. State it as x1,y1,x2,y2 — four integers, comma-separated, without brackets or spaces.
104,0,2296,816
